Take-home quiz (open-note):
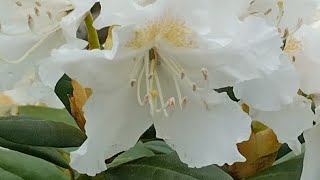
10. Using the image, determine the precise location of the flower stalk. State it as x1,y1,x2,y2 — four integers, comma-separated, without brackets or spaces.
84,12,100,50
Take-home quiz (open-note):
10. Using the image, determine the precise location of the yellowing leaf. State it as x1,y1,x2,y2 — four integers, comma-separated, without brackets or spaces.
228,127,281,179
69,80,92,132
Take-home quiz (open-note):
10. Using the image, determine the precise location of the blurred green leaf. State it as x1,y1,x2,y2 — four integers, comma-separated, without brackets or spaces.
106,152,233,180
144,140,173,154
18,105,77,127
0,116,86,147
0,148,68,180
107,142,155,168
0,137,70,169
248,154,303,180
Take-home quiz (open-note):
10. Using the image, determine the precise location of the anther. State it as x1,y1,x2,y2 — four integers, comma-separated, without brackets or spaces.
166,97,176,109
35,1,41,7
28,15,34,30
34,7,40,16
203,100,209,110
46,11,52,20
130,79,136,87
181,96,188,107
16,1,22,6
192,83,197,91
144,94,150,103
264,8,272,15
181,71,185,79
201,68,208,80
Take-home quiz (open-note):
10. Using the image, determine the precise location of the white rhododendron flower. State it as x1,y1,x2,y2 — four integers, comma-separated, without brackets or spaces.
46,0,287,176
0,0,95,107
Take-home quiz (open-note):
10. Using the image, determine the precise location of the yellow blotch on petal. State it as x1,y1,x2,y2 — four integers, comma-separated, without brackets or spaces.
69,80,92,132
126,15,196,49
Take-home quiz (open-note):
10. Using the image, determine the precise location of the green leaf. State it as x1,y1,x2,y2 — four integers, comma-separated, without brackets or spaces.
248,154,303,180
0,148,68,180
107,142,155,168
0,116,86,147
55,74,73,112
0,137,70,169
106,152,233,180
144,140,174,154
18,105,77,127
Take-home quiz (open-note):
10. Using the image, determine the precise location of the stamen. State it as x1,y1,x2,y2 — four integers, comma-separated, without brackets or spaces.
154,71,169,116
172,75,183,109
144,52,155,116
130,56,144,84
201,68,208,80
0,24,60,64
136,64,145,106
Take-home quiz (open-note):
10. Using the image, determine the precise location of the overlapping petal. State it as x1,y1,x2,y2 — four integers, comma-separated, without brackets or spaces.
250,96,314,154
234,55,300,111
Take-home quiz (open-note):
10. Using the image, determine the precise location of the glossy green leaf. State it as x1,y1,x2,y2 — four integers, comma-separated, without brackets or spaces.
0,137,70,169
248,154,303,180
0,148,68,180
107,142,155,168
0,116,86,147
106,152,233,180
18,105,77,127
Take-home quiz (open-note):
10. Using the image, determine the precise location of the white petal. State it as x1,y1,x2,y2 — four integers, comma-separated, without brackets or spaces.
60,0,96,49
158,17,282,89
0,0,71,61
0,30,65,91
52,48,137,91
70,89,152,176
250,96,314,154
153,88,252,167
38,58,65,89
234,55,300,111
4,80,63,108
293,24,320,94
301,124,320,180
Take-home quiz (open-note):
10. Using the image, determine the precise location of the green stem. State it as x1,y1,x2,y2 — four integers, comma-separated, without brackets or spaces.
84,12,100,50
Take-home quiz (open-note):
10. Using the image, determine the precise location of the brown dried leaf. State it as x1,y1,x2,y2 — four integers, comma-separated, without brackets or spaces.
228,125,281,179
69,80,92,132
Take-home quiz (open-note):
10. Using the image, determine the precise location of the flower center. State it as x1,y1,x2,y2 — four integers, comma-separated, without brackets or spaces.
129,49,208,117
126,13,196,49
